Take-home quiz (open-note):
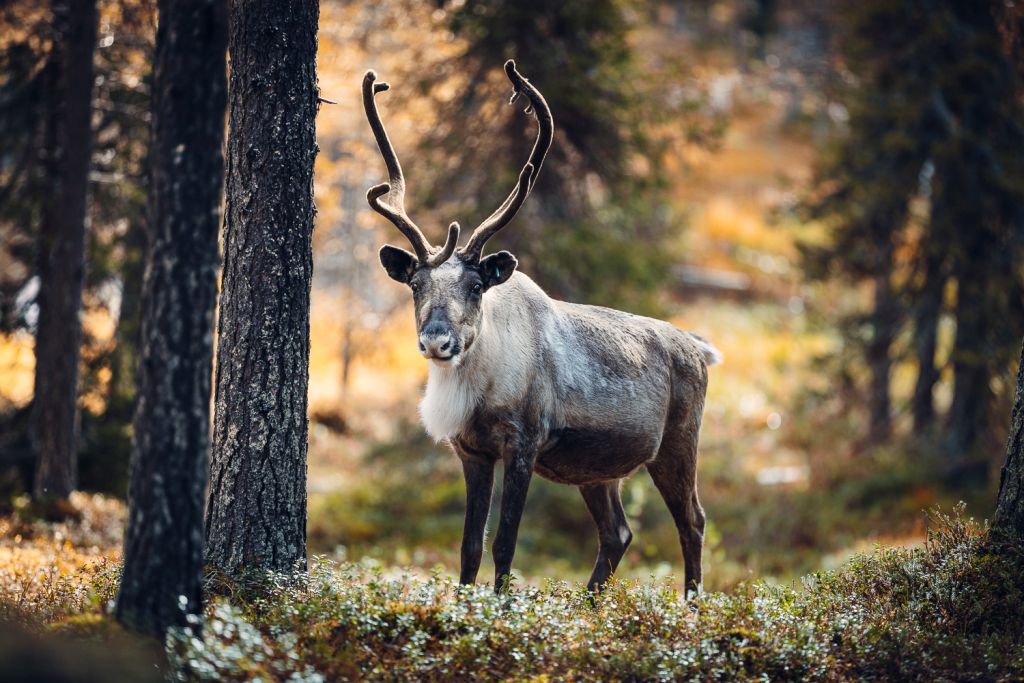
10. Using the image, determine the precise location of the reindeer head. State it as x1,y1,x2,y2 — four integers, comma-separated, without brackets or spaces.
364,61,553,364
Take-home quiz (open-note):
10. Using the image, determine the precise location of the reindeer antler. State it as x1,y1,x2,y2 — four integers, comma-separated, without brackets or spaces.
363,70,459,266
460,60,554,263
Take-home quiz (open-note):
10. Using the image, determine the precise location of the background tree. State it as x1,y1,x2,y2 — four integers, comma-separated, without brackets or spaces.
411,0,711,315
939,1,1024,454
909,233,945,432
804,0,1024,455
114,0,228,635
0,3,49,332
30,0,99,502
0,0,153,500
205,0,319,576
803,45,926,440
80,0,154,494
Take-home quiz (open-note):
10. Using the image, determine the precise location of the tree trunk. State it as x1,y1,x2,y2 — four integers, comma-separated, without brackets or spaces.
866,250,896,441
911,252,944,432
205,0,319,576
947,272,990,456
114,0,228,636
107,215,147,412
30,0,98,501
993,338,1024,538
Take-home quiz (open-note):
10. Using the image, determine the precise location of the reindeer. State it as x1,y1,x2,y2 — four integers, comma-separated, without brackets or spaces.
362,61,720,596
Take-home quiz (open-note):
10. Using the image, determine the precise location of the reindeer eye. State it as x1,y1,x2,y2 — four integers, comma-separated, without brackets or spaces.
410,282,419,293
471,283,482,295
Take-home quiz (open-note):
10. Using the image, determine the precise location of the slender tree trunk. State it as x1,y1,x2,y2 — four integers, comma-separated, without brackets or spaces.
108,215,147,412
911,252,943,432
205,0,319,575
867,249,896,441
341,320,353,397
993,338,1024,538
947,271,990,456
114,0,228,636
30,0,98,501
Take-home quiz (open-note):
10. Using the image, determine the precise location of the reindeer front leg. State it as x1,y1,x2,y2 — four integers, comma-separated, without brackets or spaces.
492,452,536,593
458,457,494,585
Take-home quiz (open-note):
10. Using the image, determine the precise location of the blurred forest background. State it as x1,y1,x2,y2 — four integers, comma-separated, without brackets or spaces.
2,0,1023,592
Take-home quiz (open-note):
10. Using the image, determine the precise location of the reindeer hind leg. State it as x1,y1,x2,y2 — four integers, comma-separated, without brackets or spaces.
647,411,706,597
579,480,633,592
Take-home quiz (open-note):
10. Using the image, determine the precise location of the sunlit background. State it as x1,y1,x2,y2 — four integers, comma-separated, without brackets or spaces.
2,0,1021,593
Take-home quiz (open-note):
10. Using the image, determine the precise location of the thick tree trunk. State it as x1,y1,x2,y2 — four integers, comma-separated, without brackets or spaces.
993,338,1024,538
205,0,319,575
114,0,228,636
867,251,896,441
911,253,943,432
30,0,98,500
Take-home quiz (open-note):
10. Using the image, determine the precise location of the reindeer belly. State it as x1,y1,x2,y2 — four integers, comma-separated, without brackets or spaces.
534,427,659,485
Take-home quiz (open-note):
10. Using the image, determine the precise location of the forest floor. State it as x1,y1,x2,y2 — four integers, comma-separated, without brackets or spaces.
1,495,1022,681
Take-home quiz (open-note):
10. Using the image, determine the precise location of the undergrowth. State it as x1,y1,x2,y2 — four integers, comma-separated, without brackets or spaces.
163,505,1023,681
2,504,1021,681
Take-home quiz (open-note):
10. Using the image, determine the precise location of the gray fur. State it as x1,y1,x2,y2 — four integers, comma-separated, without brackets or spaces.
394,257,719,595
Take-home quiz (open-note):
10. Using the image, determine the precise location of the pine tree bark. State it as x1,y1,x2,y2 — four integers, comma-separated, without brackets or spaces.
114,0,228,636
205,0,319,575
993,338,1024,538
30,0,98,500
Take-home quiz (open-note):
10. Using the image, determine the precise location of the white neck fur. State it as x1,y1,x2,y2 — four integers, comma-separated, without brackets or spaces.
420,360,481,442
418,277,540,442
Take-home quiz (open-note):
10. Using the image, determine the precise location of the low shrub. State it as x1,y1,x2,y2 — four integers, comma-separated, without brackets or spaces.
163,505,1023,681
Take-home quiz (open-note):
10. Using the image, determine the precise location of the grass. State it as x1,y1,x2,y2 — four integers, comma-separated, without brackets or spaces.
0,492,123,625
2,497,1022,681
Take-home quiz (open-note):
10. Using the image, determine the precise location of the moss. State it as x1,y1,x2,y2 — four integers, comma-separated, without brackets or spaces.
49,612,119,637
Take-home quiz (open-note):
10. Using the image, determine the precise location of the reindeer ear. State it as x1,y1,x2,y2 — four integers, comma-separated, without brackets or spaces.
480,251,517,290
379,245,418,283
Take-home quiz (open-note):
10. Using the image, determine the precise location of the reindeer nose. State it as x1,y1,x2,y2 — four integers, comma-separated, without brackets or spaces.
419,322,455,359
